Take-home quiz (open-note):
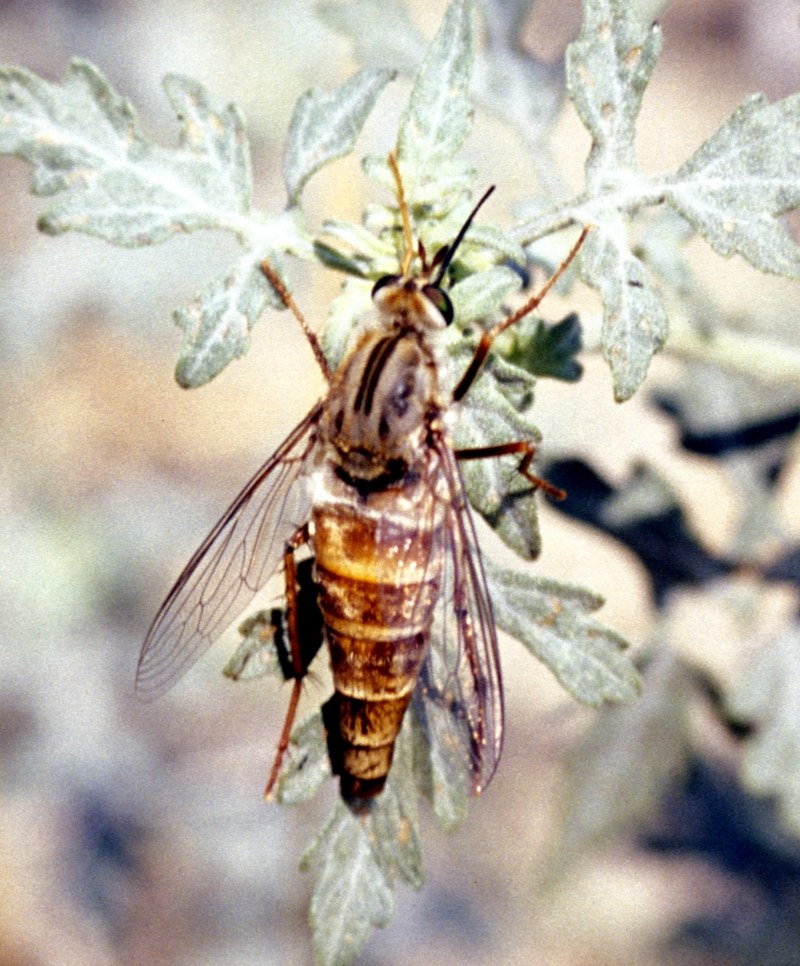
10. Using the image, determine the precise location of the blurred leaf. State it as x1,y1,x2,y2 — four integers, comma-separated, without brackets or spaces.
283,67,395,204
316,0,425,77
729,625,800,837
665,94,800,279
551,648,692,878
566,0,661,182
504,312,583,381
463,225,527,267
486,558,639,704
545,460,733,605
476,0,564,194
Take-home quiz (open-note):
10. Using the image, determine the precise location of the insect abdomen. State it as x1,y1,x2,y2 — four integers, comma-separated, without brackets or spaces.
312,498,442,807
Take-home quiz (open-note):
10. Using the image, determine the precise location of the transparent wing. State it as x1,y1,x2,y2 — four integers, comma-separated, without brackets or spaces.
136,403,322,699
412,443,505,796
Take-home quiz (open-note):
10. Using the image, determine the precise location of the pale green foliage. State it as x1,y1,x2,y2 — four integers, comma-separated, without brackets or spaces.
485,560,641,705
513,0,800,400
284,67,395,204
665,94,800,276
551,648,692,877
396,0,474,196
3,0,800,962
729,625,800,838
299,726,422,966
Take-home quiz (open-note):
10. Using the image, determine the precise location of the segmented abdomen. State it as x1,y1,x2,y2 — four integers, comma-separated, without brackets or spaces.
311,495,443,807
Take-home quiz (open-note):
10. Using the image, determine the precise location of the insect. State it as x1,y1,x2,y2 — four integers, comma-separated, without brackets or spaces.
137,154,589,811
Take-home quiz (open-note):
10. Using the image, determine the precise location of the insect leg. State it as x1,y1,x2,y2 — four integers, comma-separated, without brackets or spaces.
260,260,332,383
451,225,592,403
455,440,566,500
264,522,314,800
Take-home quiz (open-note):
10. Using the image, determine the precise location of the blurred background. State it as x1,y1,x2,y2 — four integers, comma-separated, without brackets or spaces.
1,0,800,963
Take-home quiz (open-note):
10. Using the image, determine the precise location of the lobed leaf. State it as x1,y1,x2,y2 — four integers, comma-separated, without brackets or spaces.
302,803,395,966
163,73,252,214
449,341,543,560
301,724,422,965
579,216,668,401
0,60,255,246
173,251,280,388
664,93,800,279
283,67,395,204
566,0,661,182
485,558,640,705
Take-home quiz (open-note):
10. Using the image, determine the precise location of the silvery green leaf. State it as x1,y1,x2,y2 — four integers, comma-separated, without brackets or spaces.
316,0,425,77
566,1,661,182
485,558,640,704
283,67,395,204
275,711,332,806
163,73,252,214
301,802,394,966
0,61,254,245
450,343,543,559
315,216,397,279
223,610,284,682
579,216,668,401
449,266,521,326
664,93,800,279
300,730,422,966
174,251,279,387
397,0,475,188
728,625,800,836
551,648,691,877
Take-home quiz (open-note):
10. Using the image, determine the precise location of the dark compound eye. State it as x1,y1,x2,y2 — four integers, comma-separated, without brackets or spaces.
422,285,454,325
371,274,401,298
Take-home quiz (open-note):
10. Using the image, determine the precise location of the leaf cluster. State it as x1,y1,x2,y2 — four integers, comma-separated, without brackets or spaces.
3,0,800,963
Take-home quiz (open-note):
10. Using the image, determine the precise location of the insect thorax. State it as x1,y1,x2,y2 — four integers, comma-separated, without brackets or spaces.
321,325,441,485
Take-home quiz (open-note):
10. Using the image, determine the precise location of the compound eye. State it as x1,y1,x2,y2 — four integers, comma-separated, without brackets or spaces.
422,284,454,326
371,274,401,298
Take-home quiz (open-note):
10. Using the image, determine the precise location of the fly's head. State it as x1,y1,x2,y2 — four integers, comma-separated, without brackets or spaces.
371,271,454,334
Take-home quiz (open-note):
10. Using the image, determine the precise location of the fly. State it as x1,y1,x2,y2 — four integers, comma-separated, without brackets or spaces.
137,154,589,811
